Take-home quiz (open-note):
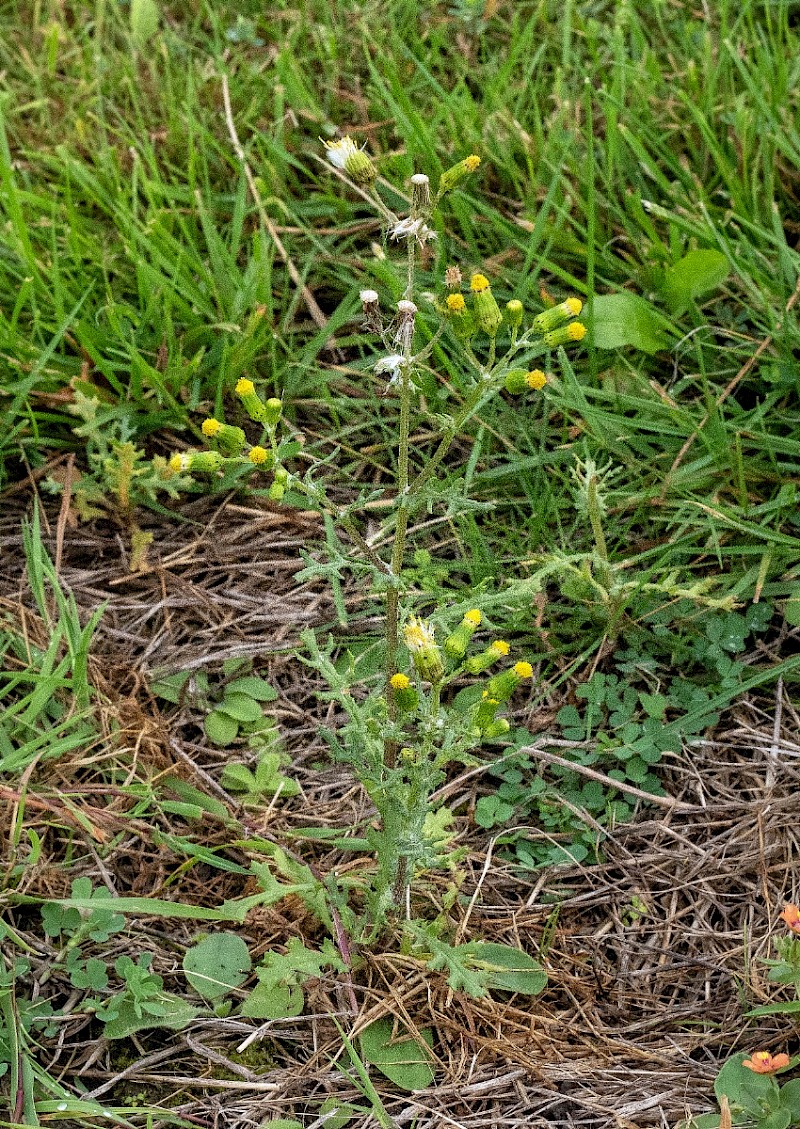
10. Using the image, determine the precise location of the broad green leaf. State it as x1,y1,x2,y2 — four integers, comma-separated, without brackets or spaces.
588,293,669,353
715,1054,777,1115
359,1018,434,1091
456,942,547,995
674,1116,722,1129
760,1109,791,1129
204,709,239,745
225,676,278,701
262,1121,302,1129
130,0,159,47
218,693,263,723
183,932,252,1001
220,763,258,793
778,1079,800,1116
149,671,191,704
241,978,304,1018
103,994,197,1040
661,249,729,314
784,588,800,627
318,1099,365,1129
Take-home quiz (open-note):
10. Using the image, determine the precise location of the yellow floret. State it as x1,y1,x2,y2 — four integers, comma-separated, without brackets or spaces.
464,155,481,171
168,453,186,472
248,446,269,465
526,370,547,390
236,378,255,395
565,297,583,316
446,293,466,312
490,640,510,656
470,273,490,292
514,661,533,679
390,673,411,690
568,322,587,341
464,609,482,626
202,418,222,437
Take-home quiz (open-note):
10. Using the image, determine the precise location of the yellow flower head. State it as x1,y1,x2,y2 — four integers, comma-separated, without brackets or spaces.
236,378,255,396
490,640,510,656
470,273,490,293
169,452,189,472
526,370,547,390
514,661,533,679
464,155,481,171
390,673,411,690
464,609,482,627
565,297,583,317
403,616,436,652
446,293,466,312
568,321,587,341
202,418,222,437
248,446,270,465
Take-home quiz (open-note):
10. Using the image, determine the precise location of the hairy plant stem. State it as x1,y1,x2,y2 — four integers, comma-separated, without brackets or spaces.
384,237,418,769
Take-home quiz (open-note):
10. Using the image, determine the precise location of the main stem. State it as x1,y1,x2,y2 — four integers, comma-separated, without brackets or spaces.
384,237,418,769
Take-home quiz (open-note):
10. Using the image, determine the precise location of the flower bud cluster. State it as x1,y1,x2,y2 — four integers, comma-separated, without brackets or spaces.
166,378,288,497
392,609,533,744
440,273,587,358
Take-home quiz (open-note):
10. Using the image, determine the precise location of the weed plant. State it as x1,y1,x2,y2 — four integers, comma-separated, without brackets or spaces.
161,138,592,941
2,0,800,1122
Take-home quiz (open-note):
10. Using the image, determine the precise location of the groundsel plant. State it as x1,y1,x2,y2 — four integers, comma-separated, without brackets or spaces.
164,137,587,933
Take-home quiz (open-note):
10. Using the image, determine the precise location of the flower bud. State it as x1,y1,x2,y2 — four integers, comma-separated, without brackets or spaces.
445,609,482,660
505,299,524,329
487,660,533,703
444,292,476,341
235,377,267,423
482,718,511,740
474,693,500,730
202,418,247,455
323,136,376,186
438,154,481,196
410,172,431,213
533,297,583,335
470,273,503,338
174,450,222,474
390,672,419,712
544,322,587,349
403,616,444,685
465,639,510,674
264,397,282,428
503,369,529,394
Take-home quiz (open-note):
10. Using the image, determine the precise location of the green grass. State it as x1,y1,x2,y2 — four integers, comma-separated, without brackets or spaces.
2,0,800,1120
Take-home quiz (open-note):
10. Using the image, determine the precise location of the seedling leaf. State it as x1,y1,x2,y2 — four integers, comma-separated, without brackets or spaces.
183,932,252,1001
359,1017,435,1091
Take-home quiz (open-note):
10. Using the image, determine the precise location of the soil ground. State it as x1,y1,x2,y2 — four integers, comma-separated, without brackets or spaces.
2,488,797,1129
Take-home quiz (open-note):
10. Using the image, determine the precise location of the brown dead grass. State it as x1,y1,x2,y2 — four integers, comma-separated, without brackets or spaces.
1,491,799,1129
